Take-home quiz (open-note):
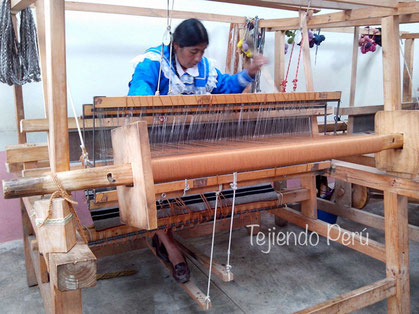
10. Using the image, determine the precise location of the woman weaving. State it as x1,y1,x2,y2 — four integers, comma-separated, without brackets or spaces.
128,18,266,283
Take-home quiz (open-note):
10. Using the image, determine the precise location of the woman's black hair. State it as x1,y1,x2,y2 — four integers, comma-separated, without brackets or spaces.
172,18,209,48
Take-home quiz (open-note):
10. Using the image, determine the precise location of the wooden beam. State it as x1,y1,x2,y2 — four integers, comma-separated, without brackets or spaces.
44,0,70,172
65,1,245,24
402,38,414,102
49,239,97,291
300,11,314,92
384,191,410,313
260,3,419,29
21,200,38,287
401,32,419,39
300,174,317,218
328,162,419,200
337,102,416,116
296,278,396,313
318,198,419,242
206,0,365,10
11,0,36,12
5,143,49,163
274,31,285,91
272,206,386,262
382,15,401,111
327,0,397,8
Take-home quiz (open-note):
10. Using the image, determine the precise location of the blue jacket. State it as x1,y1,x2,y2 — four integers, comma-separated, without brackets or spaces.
128,45,253,96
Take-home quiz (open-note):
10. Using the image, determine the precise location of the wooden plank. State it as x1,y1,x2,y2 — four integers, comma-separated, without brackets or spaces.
273,206,386,262
5,143,49,163
207,0,365,10
384,191,410,313
402,38,414,102
401,32,419,39
260,3,419,29
349,27,359,107
44,0,70,172
300,12,314,92
382,15,401,111
11,0,36,12
111,121,157,230
375,110,419,176
49,238,97,291
328,161,419,200
65,1,245,24
93,92,342,109
274,31,285,92
296,278,396,313
336,154,376,168
338,102,416,116
146,241,210,310
317,198,419,242
52,286,82,314
328,0,397,8
300,174,317,219
175,238,233,282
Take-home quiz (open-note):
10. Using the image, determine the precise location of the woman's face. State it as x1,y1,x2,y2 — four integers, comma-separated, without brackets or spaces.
174,43,208,71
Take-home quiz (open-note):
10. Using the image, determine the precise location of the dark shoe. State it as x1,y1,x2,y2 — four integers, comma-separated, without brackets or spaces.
173,261,190,283
152,234,169,263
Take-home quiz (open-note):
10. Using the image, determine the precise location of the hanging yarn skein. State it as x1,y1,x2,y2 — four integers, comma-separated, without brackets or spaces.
0,0,41,86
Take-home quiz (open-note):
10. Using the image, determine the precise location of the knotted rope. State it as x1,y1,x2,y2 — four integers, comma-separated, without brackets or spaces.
38,173,89,244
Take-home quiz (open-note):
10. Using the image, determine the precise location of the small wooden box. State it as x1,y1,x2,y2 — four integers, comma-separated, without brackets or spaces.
34,198,77,254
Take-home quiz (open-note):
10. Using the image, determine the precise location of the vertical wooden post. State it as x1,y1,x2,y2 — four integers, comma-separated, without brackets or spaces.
274,31,285,92
11,15,27,144
349,27,359,108
44,0,70,172
35,0,49,116
225,23,235,74
299,11,317,135
347,27,360,134
381,16,401,111
299,11,314,91
52,286,82,314
21,200,38,287
300,174,317,219
384,191,410,313
402,38,414,103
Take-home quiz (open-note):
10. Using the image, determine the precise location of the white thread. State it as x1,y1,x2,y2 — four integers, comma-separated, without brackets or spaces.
205,184,222,310
225,172,237,281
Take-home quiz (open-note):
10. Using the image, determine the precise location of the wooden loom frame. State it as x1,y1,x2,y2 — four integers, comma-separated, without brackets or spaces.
4,0,419,313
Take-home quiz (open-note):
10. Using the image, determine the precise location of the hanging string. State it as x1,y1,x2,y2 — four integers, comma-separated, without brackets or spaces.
225,172,237,281
155,0,175,95
205,185,222,310
68,85,89,167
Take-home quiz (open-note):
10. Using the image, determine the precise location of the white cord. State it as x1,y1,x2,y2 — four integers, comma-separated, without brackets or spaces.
225,172,237,281
68,85,89,164
205,184,222,310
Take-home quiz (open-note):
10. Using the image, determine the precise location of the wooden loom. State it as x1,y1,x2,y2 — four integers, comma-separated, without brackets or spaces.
3,0,419,313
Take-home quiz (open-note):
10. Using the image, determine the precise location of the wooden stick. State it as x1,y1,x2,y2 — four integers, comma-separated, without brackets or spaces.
274,31,285,92
272,206,386,262
175,238,234,282
146,241,210,310
296,278,396,313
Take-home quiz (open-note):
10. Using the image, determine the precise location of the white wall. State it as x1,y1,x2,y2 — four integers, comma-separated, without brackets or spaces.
0,0,418,150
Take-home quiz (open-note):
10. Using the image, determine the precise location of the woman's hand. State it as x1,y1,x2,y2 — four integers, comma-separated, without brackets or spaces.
247,54,268,77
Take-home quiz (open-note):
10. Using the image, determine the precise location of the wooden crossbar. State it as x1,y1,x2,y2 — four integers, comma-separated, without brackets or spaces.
93,92,342,109
295,278,396,313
